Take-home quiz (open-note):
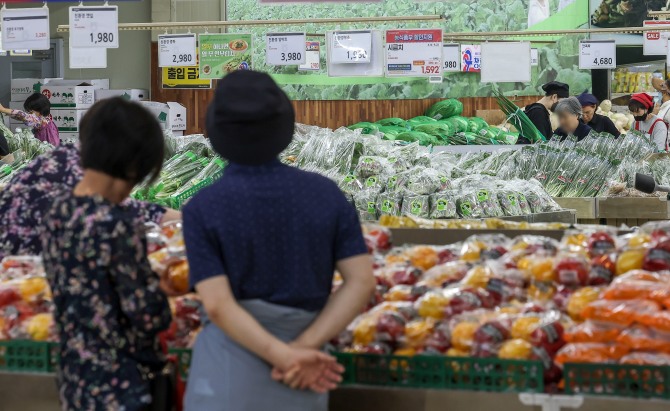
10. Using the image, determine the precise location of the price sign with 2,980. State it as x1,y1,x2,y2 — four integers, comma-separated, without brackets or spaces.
158,34,197,68
579,40,616,69
69,6,119,49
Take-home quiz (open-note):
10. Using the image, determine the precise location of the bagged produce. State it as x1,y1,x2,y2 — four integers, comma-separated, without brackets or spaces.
348,122,379,135
354,191,380,221
564,321,622,343
401,194,430,218
355,156,391,178
581,299,660,326
376,117,407,128
616,325,670,353
429,191,459,219
445,116,469,133
377,192,403,217
477,188,504,217
339,174,364,196
405,168,441,195
457,191,484,218
497,191,523,216
467,117,489,134
620,352,670,366
554,343,630,366
425,99,463,120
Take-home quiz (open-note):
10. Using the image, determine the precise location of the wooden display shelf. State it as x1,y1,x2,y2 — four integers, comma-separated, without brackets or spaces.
597,197,670,220
553,197,597,220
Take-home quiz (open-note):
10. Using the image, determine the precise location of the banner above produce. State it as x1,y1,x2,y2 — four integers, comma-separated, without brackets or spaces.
228,0,590,100
590,0,665,45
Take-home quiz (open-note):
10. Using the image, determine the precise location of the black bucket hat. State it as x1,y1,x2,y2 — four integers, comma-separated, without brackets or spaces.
206,70,295,165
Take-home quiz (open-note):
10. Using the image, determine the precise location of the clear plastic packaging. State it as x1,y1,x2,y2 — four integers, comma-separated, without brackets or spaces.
401,194,430,219
429,191,459,219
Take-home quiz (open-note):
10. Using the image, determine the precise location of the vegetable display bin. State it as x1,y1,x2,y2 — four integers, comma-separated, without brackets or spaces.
563,363,670,400
553,198,597,220
335,353,544,393
597,197,670,220
0,340,59,374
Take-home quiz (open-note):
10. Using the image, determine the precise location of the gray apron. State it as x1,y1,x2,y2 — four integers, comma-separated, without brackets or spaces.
184,299,328,411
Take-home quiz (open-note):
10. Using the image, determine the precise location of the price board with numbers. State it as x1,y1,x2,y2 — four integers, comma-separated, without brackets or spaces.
266,32,306,65
1,7,50,51
299,41,321,71
69,6,118,48
442,43,461,72
579,40,616,69
330,30,372,64
385,29,443,77
158,34,197,67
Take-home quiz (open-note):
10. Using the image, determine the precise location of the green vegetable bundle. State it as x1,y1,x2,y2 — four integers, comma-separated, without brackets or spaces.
495,90,545,143
375,118,407,128
348,122,379,135
425,99,464,120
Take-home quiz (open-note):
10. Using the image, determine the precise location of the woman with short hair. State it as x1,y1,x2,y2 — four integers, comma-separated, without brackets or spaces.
553,96,593,141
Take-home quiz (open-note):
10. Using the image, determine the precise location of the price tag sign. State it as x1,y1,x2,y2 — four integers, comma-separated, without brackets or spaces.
330,30,372,64
385,29,443,77
266,32,306,65
299,41,320,71
69,6,119,48
70,46,107,69
1,7,50,51
158,34,196,67
531,48,539,66
442,43,460,72
579,40,616,69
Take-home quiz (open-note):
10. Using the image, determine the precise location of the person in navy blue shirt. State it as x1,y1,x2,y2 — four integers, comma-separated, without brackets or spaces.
183,70,375,411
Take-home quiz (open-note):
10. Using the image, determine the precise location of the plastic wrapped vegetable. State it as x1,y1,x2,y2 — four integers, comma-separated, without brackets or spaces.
457,192,484,218
396,131,438,146
581,299,660,326
406,116,437,128
445,116,469,133
339,174,363,196
376,117,407,128
620,352,670,366
564,321,622,343
425,99,463,120
362,175,385,192
554,343,630,366
401,194,430,218
355,156,390,178
616,325,670,353
467,117,489,134
354,191,379,222
377,192,403,217
378,126,406,141
497,191,523,216
429,191,458,219
348,122,379,135
477,189,504,217
405,168,441,195
413,123,452,142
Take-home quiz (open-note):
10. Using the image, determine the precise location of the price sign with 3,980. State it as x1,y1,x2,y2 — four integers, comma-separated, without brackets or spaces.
158,34,197,68
69,6,119,49
266,32,306,66
579,40,616,69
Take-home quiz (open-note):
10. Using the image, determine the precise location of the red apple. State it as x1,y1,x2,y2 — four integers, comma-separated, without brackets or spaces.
555,256,589,286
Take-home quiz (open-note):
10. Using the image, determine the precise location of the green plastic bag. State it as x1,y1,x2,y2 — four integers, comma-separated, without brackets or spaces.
425,99,464,120
348,122,379,135
376,117,407,128
467,117,489,134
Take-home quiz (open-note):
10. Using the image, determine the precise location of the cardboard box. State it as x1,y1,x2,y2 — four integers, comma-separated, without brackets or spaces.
10,78,62,101
140,101,187,132
39,82,96,109
95,89,149,102
59,132,79,144
51,109,87,132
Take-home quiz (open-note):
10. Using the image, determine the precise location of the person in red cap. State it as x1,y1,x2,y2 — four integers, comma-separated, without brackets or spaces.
629,93,668,152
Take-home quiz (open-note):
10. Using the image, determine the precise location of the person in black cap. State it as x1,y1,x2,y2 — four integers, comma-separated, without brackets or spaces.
522,80,569,143
183,70,374,410
577,91,620,137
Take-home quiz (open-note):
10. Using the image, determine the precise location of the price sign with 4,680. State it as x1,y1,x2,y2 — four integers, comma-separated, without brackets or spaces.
69,6,119,49
158,34,197,68
579,40,616,70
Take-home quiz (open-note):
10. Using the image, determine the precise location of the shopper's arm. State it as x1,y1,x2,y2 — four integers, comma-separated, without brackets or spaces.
651,122,668,151
160,208,182,224
3,108,46,129
292,254,374,349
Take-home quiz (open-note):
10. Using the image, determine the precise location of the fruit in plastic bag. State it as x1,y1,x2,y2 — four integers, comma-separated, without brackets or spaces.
642,244,670,272
375,311,407,343
564,321,622,343
386,264,423,286
527,280,556,302
405,319,435,349
445,288,496,317
587,232,616,257
451,321,478,351
498,339,532,360
474,318,511,345
421,261,469,287
167,260,190,294
408,246,439,271
415,291,450,319
616,325,670,353
554,255,589,287
588,254,615,286
637,311,670,333
615,248,645,276
422,321,451,353
462,265,493,288
18,277,50,302
529,258,556,282
511,316,541,341
620,352,670,366
24,313,53,341
566,287,601,321
446,347,469,357
0,287,21,308
362,225,392,254
581,299,660,326
554,343,630,366
530,318,565,353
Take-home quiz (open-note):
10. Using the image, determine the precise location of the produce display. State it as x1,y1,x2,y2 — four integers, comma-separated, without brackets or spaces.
378,216,570,230
348,99,521,146
0,221,201,349
0,123,54,189
330,222,670,390
283,124,561,221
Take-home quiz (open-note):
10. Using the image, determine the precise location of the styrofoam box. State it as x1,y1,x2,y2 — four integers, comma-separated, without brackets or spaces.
51,109,87,132
140,101,187,132
95,89,149,102
10,78,62,101
59,132,79,144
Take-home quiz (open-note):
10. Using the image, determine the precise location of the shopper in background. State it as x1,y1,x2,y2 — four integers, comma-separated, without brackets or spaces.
523,81,570,143
629,92,668,152
655,79,670,125
0,140,180,260
0,130,10,162
577,92,620,137
183,71,375,411
0,93,60,145
41,98,176,411
553,97,593,141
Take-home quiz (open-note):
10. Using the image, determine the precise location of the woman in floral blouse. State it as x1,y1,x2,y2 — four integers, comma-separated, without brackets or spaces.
41,98,175,411
0,93,59,145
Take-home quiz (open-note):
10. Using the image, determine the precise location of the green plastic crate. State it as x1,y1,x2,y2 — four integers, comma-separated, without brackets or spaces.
335,353,543,393
0,341,59,374
169,348,193,380
564,363,670,400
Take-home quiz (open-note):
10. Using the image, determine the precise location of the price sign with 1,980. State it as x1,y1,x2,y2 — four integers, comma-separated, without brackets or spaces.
158,34,197,67
442,43,461,72
266,32,306,65
579,40,616,69
69,6,119,48
330,30,372,64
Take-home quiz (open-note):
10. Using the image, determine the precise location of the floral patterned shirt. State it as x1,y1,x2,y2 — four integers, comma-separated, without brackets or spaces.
0,143,166,260
41,191,172,411
10,109,60,146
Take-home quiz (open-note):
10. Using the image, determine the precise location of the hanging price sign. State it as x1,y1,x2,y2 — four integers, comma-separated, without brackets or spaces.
1,7,50,51
330,30,371,64
299,41,320,71
158,34,196,67
442,43,460,72
385,29,443,77
531,48,539,66
266,32,306,65
579,40,616,69
69,6,118,48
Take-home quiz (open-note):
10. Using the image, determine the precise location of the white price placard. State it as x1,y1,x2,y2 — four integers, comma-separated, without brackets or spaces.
442,43,461,72
158,34,197,67
330,30,371,64
531,48,539,66
266,32,306,65
644,20,670,56
69,45,107,69
69,6,118,48
1,7,50,51
386,29,443,77
299,41,320,71
579,40,616,69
